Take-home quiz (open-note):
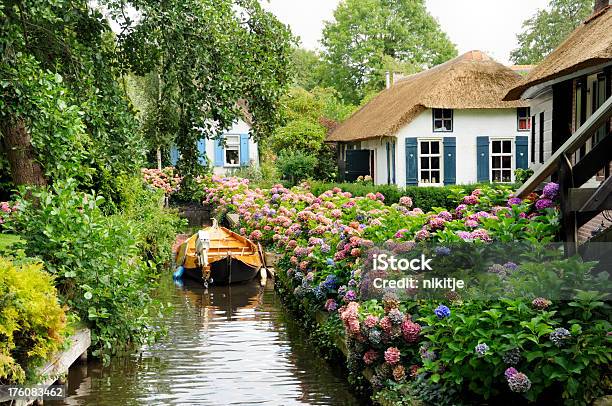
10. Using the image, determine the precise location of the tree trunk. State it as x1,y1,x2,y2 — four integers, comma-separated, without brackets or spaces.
156,147,162,170
1,116,47,186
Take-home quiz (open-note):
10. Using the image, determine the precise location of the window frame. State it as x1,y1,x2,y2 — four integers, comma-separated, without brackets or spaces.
490,138,514,183
224,135,241,167
418,138,443,186
432,109,453,132
517,107,531,132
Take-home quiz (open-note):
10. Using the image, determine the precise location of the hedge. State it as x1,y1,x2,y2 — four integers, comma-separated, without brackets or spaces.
308,181,518,213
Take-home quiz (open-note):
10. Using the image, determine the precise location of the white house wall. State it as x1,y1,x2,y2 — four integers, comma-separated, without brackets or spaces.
388,108,526,187
360,138,388,185
529,89,554,169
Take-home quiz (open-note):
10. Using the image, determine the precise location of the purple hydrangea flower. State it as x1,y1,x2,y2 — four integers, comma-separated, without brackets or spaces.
542,182,559,199
535,198,554,210
503,262,518,271
508,372,532,393
505,367,518,379
344,290,357,302
324,299,338,312
507,197,522,207
434,304,451,319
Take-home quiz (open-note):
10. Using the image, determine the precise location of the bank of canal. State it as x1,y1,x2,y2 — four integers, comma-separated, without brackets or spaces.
50,275,361,405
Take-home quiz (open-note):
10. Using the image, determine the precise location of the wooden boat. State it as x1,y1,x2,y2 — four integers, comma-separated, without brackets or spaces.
174,221,263,287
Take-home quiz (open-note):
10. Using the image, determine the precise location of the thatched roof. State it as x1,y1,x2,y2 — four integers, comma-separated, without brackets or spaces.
327,50,528,142
505,7,612,100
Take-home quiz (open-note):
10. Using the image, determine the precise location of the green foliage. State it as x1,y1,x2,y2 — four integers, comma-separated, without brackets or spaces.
114,176,185,268
276,149,318,186
510,0,594,64
125,72,179,158
271,119,327,152
291,48,330,91
0,0,146,193
268,86,354,184
321,0,457,103
6,180,168,361
0,55,90,181
515,168,535,184
418,292,611,404
0,258,68,384
118,0,294,181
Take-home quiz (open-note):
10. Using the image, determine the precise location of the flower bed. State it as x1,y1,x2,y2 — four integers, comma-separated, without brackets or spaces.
201,175,611,405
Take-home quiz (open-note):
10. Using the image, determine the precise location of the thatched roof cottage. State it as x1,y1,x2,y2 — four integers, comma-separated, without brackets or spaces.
328,50,531,186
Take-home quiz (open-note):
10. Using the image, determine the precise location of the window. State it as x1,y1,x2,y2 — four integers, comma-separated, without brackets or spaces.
433,109,453,132
517,107,530,131
491,139,513,183
419,140,442,185
224,135,240,167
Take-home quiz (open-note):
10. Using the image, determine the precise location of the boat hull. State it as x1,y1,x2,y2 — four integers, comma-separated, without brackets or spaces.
182,258,259,285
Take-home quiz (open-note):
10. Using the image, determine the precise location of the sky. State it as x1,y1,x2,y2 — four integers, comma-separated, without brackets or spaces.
261,0,552,64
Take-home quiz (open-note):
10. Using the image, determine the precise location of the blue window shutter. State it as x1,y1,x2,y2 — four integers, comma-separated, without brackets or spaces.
197,139,206,165
386,142,391,184
391,141,396,184
443,137,456,185
405,138,418,186
214,138,224,167
170,145,179,166
240,134,250,166
515,136,528,169
476,136,490,182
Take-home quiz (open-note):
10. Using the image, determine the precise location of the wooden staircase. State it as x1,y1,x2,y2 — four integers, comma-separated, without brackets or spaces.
515,96,612,257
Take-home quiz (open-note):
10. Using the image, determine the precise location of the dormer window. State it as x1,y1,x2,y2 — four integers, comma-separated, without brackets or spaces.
433,109,453,132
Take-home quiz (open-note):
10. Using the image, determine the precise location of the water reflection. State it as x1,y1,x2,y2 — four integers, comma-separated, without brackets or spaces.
51,277,360,405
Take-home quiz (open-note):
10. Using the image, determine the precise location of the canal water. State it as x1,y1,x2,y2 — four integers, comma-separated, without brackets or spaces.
51,276,360,406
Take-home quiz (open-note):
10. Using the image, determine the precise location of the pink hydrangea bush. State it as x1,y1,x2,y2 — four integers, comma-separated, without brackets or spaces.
141,167,183,195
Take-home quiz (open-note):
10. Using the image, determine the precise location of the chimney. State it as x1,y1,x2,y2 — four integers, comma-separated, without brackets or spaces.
594,0,611,12
385,71,391,89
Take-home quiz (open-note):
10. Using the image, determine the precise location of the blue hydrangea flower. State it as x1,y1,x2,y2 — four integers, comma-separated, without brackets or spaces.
434,304,451,319
434,246,451,256
326,258,335,266
475,343,489,357
503,262,518,271
550,328,571,347
322,274,338,290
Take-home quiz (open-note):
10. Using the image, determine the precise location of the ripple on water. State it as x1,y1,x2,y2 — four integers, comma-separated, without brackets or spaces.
50,276,361,406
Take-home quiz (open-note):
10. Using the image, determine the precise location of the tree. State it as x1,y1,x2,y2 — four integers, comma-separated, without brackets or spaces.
0,0,145,190
291,48,329,91
268,86,355,183
321,0,457,103
117,0,294,181
510,0,594,65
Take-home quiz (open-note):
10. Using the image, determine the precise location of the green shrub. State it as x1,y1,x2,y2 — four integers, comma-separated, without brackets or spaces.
276,149,318,186
114,176,184,268
0,258,68,384
418,291,611,404
7,179,166,362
